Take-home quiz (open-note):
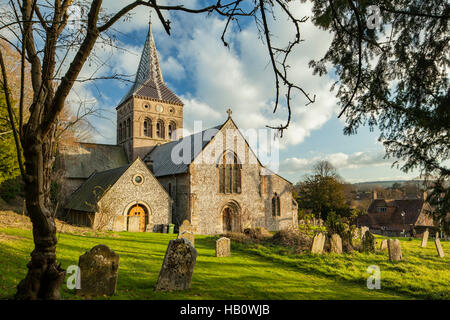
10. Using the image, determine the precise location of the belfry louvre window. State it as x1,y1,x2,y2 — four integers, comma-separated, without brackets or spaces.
144,118,152,137
272,193,281,216
218,151,241,194
156,119,165,138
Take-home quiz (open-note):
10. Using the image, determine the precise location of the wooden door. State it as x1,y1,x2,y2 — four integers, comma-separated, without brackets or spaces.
128,205,146,232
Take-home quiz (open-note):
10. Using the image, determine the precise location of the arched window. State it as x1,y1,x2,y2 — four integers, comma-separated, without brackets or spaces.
122,121,126,139
127,118,131,138
118,123,122,141
168,121,176,140
272,193,281,217
156,119,165,139
218,151,241,194
144,118,152,137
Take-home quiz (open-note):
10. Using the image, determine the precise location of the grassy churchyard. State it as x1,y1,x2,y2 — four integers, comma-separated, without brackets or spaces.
0,211,448,300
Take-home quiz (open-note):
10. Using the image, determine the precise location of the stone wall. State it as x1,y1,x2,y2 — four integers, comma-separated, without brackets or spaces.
96,159,172,231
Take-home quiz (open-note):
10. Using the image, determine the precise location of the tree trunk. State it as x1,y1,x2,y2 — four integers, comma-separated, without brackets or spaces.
15,127,65,300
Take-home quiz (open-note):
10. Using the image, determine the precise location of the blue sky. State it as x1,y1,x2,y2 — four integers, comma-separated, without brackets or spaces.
64,0,421,184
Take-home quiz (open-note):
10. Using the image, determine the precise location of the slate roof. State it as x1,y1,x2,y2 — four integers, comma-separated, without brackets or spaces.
144,125,222,177
56,142,128,179
359,198,435,231
118,23,183,106
65,164,130,212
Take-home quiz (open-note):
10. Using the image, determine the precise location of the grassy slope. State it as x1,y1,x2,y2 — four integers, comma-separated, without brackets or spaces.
0,226,448,300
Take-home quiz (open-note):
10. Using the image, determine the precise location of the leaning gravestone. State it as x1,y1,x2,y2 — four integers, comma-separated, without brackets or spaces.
76,245,120,297
179,220,193,234
128,216,140,232
380,239,388,250
421,229,429,248
330,234,343,254
311,233,326,254
155,238,197,291
387,239,402,261
435,238,445,258
112,215,125,232
360,227,369,239
361,231,375,253
216,237,231,257
178,231,195,247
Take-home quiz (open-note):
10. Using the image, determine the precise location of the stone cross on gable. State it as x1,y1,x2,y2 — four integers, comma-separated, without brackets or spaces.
226,108,232,118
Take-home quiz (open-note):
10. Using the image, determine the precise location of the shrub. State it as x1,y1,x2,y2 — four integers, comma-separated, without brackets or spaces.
271,228,312,253
0,176,24,202
243,227,272,240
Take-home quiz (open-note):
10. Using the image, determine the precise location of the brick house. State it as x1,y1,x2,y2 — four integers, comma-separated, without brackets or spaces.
357,191,437,237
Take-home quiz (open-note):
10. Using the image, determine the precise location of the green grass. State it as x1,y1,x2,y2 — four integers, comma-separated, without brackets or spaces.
0,226,448,300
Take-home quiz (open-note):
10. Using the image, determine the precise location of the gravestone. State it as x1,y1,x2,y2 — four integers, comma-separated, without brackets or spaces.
330,234,343,254
216,237,231,257
179,220,193,234
178,231,195,247
435,238,445,258
76,245,120,297
360,227,369,239
112,215,125,232
361,231,375,253
311,233,326,254
380,239,388,250
155,238,197,291
145,223,154,232
128,216,140,232
421,229,429,248
387,239,402,261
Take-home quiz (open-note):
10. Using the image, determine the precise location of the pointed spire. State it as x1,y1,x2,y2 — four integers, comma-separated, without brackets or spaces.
118,10,182,106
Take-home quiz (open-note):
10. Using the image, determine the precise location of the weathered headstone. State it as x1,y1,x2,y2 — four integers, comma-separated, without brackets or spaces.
155,238,197,291
360,227,369,239
128,216,140,232
112,215,125,232
361,231,375,253
76,245,120,297
435,238,445,258
421,229,429,248
216,237,231,257
179,219,193,234
330,234,343,254
178,230,195,247
387,239,402,261
380,239,388,250
311,233,326,254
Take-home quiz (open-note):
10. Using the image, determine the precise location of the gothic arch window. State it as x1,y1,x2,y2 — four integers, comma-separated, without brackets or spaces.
218,151,241,194
118,123,122,141
168,121,176,140
272,193,281,217
126,118,131,138
156,119,165,139
144,118,152,137
122,121,126,139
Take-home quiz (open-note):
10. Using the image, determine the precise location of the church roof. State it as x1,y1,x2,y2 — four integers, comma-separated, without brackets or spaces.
65,164,130,212
144,125,222,177
118,23,183,106
56,142,128,179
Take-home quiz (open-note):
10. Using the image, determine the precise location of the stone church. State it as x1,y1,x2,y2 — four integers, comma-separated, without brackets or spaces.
59,23,298,234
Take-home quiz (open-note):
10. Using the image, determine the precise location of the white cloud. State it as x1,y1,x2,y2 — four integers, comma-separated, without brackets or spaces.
281,150,391,174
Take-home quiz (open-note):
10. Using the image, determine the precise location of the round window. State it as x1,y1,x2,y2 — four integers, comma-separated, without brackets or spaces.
133,174,144,185
156,104,163,112
144,104,149,109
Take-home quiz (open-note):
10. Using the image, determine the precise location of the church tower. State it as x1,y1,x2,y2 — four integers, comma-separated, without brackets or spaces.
116,21,183,161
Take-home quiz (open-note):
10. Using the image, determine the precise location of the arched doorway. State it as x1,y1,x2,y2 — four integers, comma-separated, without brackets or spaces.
127,204,148,232
220,201,241,233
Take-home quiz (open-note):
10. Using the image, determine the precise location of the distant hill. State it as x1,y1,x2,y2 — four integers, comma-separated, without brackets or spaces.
351,180,425,192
